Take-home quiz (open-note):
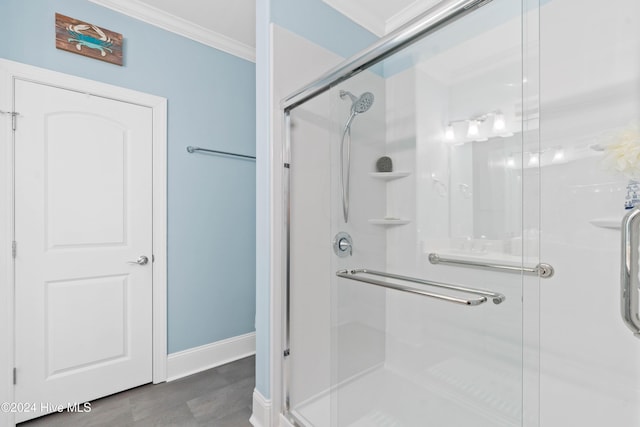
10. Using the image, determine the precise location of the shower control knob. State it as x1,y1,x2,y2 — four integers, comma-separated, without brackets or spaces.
333,232,353,258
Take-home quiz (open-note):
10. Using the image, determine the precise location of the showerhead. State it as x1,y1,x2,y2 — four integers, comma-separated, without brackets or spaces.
338,90,375,224
340,90,375,115
353,92,374,113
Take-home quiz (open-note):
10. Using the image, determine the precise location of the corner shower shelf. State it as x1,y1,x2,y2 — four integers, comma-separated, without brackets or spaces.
369,171,411,181
368,219,411,226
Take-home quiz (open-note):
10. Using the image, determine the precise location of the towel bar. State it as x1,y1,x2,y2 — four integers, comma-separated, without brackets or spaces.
336,268,505,306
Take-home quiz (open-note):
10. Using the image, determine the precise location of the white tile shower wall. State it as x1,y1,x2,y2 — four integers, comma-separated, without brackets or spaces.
539,0,640,425
378,65,433,371
415,69,453,250
329,71,386,394
273,25,342,417
380,8,530,425
274,25,388,426
383,67,449,368
288,93,333,415
332,72,387,333
330,57,388,427
384,67,418,273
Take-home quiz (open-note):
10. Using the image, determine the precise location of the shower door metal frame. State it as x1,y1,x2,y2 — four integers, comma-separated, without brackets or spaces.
280,0,500,425
282,0,496,111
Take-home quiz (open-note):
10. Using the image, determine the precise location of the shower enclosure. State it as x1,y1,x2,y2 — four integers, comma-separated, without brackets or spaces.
280,0,640,425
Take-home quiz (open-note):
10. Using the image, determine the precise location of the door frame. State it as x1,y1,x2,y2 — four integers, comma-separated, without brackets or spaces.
0,59,168,427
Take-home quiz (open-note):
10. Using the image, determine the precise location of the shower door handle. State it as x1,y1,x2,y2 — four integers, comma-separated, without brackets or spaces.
621,207,640,337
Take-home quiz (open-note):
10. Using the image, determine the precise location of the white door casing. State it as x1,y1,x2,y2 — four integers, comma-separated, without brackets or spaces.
0,59,167,427
14,80,152,422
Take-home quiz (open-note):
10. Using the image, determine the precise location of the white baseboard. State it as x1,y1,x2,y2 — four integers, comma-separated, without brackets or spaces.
166,332,255,381
250,388,272,427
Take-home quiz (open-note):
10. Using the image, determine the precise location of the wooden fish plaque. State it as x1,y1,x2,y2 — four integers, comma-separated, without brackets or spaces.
55,13,123,66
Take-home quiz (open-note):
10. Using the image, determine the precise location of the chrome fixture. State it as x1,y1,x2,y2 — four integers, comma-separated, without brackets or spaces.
339,90,375,223
336,268,505,305
428,253,554,278
621,207,640,337
444,111,512,143
333,232,353,257
186,146,256,160
127,255,149,266
283,0,495,110
341,91,375,116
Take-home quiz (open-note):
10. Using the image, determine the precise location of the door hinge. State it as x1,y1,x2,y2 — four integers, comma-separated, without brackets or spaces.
0,110,19,131
284,163,290,169
12,241,16,258
13,368,16,385
284,349,290,357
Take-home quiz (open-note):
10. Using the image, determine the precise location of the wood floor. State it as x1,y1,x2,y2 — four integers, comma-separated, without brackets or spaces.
19,356,255,427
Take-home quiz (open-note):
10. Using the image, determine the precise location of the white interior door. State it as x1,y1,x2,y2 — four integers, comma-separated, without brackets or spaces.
14,79,153,422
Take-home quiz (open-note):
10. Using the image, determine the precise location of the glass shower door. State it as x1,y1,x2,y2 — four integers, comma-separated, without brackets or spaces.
327,0,538,426
285,0,640,425
284,0,542,426
537,0,640,424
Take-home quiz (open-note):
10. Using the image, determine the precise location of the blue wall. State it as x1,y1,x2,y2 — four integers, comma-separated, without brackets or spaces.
255,0,377,400
1,0,256,354
271,0,378,60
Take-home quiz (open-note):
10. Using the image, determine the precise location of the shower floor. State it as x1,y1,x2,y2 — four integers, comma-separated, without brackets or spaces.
291,358,522,427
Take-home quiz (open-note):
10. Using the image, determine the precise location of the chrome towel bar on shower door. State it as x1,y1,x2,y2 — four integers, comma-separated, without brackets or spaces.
621,207,640,337
336,268,505,306
428,253,555,278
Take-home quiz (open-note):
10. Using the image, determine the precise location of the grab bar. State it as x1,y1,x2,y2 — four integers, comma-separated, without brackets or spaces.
336,268,505,306
186,146,256,160
621,207,640,337
428,253,555,279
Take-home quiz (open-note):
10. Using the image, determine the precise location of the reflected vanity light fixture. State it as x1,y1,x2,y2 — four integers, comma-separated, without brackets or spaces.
552,149,565,163
444,124,455,141
466,120,480,138
492,112,506,132
445,110,507,143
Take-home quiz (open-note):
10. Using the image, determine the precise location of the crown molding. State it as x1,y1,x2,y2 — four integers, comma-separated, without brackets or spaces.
386,1,439,34
321,0,386,37
89,0,255,62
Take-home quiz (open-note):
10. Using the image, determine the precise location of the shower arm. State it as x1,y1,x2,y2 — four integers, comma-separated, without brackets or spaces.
621,207,640,337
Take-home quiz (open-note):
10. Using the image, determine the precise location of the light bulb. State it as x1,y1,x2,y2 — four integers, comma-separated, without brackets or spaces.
552,149,565,163
445,124,455,141
492,113,506,132
467,120,479,138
